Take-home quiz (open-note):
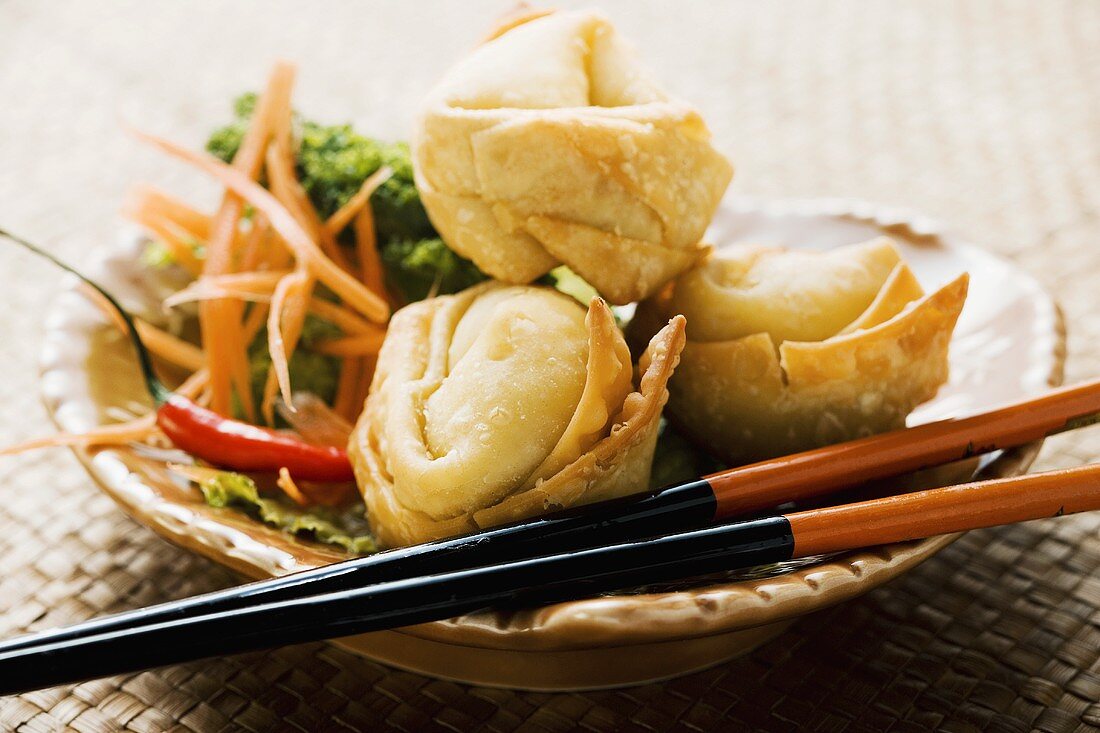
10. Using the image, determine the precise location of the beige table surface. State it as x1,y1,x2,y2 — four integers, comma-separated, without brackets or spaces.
1,1,1098,731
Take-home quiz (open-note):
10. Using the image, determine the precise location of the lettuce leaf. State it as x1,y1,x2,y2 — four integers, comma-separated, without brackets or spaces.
198,471,378,555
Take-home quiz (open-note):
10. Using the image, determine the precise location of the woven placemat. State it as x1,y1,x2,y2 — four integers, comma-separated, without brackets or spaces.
1,0,1098,730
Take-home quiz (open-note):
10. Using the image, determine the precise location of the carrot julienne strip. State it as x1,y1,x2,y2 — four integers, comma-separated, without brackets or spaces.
259,112,320,420
333,357,362,421
266,268,313,417
309,332,387,358
242,302,269,343
122,185,212,242
0,369,211,457
80,285,206,372
324,165,392,238
277,467,310,506
265,139,356,275
238,214,271,273
278,392,354,448
353,205,387,301
121,212,204,275
0,414,159,456
163,271,291,309
131,130,390,323
199,62,295,418
135,322,205,373
165,282,377,338
304,299,377,336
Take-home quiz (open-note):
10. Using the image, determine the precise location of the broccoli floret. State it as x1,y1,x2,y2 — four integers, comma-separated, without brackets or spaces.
297,125,435,243
381,237,488,302
233,92,259,119
205,94,252,164
206,94,435,243
206,94,477,301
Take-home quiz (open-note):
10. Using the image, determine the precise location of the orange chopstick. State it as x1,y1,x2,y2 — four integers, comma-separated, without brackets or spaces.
706,377,1100,519
787,462,1100,556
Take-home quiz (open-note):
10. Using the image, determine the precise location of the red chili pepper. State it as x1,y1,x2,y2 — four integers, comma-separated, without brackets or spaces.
2,228,356,483
156,395,355,482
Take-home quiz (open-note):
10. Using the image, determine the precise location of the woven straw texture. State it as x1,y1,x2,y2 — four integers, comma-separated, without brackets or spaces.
1,0,1098,730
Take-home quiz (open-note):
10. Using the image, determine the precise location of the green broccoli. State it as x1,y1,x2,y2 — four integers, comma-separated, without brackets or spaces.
206,93,484,303
380,237,487,303
204,93,253,163
206,94,435,243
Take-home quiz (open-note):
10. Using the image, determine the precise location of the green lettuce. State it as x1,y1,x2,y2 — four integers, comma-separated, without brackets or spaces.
198,471,378,555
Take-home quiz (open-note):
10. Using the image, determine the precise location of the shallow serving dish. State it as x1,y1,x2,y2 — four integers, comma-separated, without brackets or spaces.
40,198,1064,690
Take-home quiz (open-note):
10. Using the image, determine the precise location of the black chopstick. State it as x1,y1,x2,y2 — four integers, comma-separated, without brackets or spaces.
0,479,717,656
5,376,1100,657
2,462,1096,695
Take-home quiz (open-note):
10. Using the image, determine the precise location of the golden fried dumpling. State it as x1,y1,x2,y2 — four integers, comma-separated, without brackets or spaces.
350,282,686,547
631,238,969,465
413,9,734,305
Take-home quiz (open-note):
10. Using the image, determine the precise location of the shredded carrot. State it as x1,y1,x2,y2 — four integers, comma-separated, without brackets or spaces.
305,299,378,336
206,61,295,275
333,357,363,421
242,302,269,342
277,467,310,506
81,285,206,372
264,147,310,228
353,204,387,298
266,133,356,274
121,211,204,275
176,369,210,399
238,214,271,272
258,113,321,421
334,355,374,423
0,414,158,456
265,269,313,419
132,130,391,323
324,166,392,238
309,332,387,358
198,62,295,418
354,356,377,413
122,185,212,242
134,322,204,372
163,271,290,308
165,281,377,339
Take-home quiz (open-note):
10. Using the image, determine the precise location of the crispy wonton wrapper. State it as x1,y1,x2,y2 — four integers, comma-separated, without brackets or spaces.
350,282,686,548
631,238,969,465
412,9,733,304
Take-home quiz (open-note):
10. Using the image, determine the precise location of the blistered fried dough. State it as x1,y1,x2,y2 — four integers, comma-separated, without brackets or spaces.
632,239,968,464
350,282,686,547
413,9,733,304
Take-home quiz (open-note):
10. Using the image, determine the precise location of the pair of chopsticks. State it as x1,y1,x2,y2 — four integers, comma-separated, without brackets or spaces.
1,378,1099,693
